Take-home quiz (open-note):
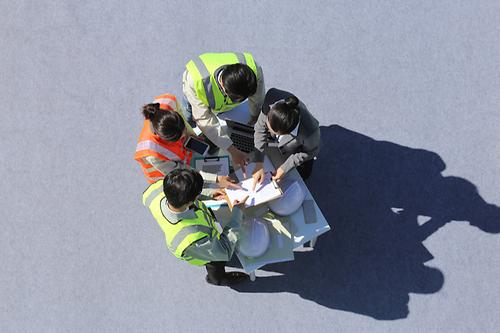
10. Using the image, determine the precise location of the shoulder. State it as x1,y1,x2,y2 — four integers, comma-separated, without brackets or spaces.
298,103,319,136
253,60,263,73
142,179,165,204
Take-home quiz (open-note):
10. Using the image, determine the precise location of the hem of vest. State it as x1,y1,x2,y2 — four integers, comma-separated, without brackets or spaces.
180,235,208,258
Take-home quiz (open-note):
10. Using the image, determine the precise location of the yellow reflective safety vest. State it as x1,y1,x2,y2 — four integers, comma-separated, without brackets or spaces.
185,52,258,113
142,180,220,266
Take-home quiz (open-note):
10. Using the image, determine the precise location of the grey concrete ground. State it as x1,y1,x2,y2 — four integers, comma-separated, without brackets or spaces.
1,1,499,332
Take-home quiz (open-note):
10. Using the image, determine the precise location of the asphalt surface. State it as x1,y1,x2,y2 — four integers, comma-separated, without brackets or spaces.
1,1,499,332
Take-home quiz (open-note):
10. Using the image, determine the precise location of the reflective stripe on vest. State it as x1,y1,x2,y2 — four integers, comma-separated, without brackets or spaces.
185,52,258,113
136,140,184,161
169,224,213,252
143,182,164,207
153,93,177,111
142,180,219,266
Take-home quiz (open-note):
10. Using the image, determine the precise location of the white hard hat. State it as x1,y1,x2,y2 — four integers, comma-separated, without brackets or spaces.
268,180,305,216
236,217,270,258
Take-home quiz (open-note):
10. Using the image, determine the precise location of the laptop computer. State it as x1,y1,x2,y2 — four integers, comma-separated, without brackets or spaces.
216,101,255,153
225,119,255,153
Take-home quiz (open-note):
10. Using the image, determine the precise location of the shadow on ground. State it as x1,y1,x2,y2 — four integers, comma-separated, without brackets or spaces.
231,125,500,320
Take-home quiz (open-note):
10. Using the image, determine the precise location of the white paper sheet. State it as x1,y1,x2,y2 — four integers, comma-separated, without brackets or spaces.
234,155,276,181
225,173,282,208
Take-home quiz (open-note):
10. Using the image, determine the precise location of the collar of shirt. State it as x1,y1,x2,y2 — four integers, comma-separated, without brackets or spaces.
216,65,234,105
215,66,226,92
160,198,197,223
277,120,300,143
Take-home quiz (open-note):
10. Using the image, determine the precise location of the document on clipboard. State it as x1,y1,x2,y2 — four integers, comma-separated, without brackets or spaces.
192,156,230,176
233,155,275,181
225,172,282,208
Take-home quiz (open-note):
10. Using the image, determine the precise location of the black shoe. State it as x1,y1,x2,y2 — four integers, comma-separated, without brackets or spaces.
205,272,249,286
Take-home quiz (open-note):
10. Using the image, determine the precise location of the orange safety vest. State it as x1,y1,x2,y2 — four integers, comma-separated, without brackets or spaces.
134,94,193,183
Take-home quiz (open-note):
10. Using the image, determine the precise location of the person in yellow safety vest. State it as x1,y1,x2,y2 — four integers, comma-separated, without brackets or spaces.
135,97,240,189
182,52,265,175
143,168,249,286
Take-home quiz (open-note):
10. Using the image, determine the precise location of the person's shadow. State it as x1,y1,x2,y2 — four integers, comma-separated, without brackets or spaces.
230,125,500,320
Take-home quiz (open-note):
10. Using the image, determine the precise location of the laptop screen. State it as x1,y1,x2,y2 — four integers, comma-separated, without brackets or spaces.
225,119,254,133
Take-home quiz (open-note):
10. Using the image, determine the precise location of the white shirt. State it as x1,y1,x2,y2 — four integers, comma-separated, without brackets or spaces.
277,120,300,143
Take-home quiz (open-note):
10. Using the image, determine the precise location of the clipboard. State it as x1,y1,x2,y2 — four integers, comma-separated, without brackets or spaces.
225,172,283,209
192,155,230,176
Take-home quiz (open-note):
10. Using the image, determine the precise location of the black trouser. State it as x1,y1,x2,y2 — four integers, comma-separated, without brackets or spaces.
205,261,227,282
297,159,315,180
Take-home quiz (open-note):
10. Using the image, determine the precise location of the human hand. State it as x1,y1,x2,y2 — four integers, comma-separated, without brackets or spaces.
232,195,249,207
251,162,265,191
226,226,242,243
228,145,248,178
212,189,227,201
271,167,285,182
217,175,242,190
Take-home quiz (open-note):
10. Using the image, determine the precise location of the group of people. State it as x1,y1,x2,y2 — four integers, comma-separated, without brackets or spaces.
136,52,321,286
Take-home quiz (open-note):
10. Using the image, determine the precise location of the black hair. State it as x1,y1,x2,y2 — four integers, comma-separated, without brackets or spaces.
142,103,185,141
163,169,204,208
221,63,257,101
267,95,300,134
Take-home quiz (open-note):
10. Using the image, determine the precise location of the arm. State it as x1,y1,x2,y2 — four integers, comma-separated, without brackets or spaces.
247,64,265,119
182,207,243,262
182,71,233,151
145,156,218,183
182,232,237,262
252,111,269,163
279,127,321,174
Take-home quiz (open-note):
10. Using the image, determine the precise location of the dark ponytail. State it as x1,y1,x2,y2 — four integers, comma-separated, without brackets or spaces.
267,95,300,134
284,95,299,108
141,103,185,141
142,103,160,120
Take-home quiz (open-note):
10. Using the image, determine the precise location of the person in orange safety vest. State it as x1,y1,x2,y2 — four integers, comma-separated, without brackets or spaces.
134,93,239,189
